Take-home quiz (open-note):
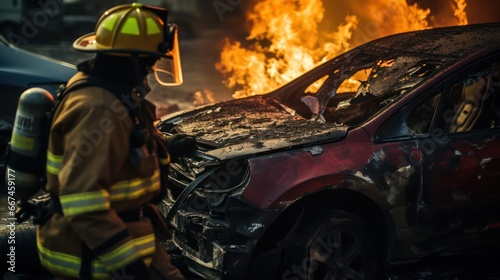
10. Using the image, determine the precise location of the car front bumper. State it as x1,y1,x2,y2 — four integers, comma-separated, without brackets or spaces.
160,196,279,279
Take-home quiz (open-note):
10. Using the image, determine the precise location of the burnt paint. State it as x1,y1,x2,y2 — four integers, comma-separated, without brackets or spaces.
240,128,422,221
419,132,500,231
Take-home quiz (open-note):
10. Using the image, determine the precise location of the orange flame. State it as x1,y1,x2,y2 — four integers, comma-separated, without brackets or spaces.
453,0,468,25
359,0,430,38
217,0,468,99
216,0,358,98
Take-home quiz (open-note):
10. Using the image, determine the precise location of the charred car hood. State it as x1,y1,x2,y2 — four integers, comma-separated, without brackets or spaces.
161,96,348,159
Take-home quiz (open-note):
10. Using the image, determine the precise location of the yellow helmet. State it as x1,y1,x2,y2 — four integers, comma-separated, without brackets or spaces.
73,3,183,85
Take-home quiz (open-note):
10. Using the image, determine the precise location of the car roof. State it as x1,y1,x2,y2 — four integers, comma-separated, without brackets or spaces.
361,22,500,60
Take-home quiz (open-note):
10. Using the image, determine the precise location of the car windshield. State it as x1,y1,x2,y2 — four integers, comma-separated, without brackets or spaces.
271,49,445,127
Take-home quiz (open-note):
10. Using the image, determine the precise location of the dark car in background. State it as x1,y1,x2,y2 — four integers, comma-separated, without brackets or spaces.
157,23,500,279
0,0,65,42
0,34,76,152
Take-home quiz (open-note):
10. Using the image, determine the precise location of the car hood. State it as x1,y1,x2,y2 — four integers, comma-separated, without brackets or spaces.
160,96,348,159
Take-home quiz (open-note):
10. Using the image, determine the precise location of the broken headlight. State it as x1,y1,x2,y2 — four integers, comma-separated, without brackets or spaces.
199,159,250,210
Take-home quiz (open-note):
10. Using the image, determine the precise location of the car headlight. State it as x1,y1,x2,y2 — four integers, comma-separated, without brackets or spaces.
200,161,250,210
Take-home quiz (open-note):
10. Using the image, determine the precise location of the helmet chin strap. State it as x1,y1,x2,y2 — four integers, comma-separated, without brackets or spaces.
131,54,149,98
129,54,148,132
128,53,157,165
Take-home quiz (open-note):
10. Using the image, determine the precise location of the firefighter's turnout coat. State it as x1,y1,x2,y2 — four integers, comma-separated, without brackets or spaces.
37,72,178,279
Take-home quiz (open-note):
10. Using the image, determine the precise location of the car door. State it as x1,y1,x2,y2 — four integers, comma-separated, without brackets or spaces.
421,58,500,230
376,56,500,254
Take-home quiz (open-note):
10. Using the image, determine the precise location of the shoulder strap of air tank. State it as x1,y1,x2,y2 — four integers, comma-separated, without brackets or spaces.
52,76,136,121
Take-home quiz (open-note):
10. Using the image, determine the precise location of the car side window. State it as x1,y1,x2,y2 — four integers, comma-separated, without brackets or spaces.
377,91,441,140
379,60,500,141
407,94,441,135
442,62,500,133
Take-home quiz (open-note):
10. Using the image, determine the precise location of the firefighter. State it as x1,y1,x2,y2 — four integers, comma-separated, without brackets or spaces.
36,3,190,279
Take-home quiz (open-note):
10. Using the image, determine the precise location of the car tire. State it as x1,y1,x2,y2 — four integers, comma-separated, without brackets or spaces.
280,209,379,280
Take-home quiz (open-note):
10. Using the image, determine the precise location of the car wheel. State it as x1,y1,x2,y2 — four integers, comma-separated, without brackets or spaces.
280,209,378,280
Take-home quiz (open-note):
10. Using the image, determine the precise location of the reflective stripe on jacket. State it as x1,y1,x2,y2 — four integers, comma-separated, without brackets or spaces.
37,72,164,279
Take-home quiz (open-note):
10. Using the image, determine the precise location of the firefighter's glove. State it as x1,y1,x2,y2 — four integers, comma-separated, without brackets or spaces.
167,134,197,162
113,259,149,279
15,201,34,224
14,193,54,225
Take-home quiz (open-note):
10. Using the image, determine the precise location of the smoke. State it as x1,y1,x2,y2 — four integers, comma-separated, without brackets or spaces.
463,0,500,24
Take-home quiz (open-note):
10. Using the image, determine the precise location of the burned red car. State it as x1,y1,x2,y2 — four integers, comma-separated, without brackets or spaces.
157,23,500,279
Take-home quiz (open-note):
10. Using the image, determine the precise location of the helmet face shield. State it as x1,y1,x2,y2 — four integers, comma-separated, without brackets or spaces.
153,27,183,86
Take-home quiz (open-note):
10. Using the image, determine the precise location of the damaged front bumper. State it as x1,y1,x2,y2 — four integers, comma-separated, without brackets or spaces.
160,193,278,279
